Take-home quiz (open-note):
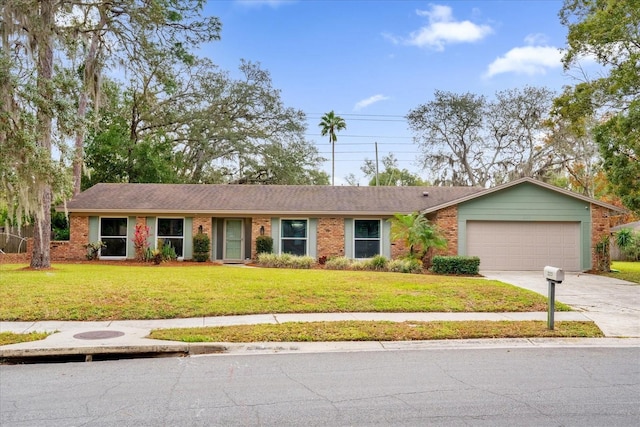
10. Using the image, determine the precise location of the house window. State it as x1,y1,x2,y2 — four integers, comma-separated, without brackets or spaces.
281,219,307,256
354,219,381,258
157,218,184,258
100,217,128,258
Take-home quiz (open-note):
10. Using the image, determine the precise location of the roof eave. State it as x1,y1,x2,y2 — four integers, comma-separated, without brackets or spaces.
63,209,412,217
422,177,628,214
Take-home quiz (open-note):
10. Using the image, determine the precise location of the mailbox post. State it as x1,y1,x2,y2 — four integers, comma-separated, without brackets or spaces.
544,266,564,330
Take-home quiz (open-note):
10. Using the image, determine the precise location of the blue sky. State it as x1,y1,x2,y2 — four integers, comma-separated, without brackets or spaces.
202,0,588,185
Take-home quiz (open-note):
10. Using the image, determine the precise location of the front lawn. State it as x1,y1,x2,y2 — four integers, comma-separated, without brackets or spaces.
606,261,640,284
0,263,568,321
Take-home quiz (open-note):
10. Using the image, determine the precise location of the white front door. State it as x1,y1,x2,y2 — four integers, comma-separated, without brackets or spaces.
224,219,243,261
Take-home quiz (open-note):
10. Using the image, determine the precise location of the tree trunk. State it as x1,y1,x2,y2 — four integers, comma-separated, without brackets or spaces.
31,0,54,269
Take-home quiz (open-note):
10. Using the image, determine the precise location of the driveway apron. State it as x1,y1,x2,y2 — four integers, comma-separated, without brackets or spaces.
481,271,640,338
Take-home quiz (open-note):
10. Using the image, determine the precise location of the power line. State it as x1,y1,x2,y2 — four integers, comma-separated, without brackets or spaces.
307,133,412,140
309,113,406,118
318,151,418,154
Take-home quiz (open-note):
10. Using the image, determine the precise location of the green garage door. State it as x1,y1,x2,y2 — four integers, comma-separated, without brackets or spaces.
466,221,581,271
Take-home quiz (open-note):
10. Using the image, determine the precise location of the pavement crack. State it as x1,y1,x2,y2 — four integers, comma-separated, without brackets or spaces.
279,366,340,414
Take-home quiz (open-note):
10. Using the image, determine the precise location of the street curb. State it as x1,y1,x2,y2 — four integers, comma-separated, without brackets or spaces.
0,343,227,363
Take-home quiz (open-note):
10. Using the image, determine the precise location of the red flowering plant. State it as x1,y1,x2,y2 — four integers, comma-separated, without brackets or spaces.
132,224,152,261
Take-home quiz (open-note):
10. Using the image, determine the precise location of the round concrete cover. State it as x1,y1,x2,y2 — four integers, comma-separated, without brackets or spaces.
73,330,125,340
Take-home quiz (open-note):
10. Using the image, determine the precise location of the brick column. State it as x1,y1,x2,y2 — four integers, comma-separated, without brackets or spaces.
251,217,272,259
317,217,345,259
432,206,458,256
192,216,212,237
591,204,611,271
67,215,89,260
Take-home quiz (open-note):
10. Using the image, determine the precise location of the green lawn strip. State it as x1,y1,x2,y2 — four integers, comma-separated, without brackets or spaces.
148,320,603,342
0,264,570,321
604,261,640,284
0,331,51,346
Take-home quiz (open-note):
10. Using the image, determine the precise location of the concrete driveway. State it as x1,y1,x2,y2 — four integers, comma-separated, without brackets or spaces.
482,271,640,338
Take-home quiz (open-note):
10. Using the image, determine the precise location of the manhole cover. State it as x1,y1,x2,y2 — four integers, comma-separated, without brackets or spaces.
73,330,125,340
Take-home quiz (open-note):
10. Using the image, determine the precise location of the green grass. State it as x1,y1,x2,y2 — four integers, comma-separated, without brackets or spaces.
606,261,640,284
0,331,50,346
0,263,569,321
149,320,603,342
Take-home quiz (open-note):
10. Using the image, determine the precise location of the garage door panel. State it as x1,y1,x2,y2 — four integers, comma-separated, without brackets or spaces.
467,221,580,271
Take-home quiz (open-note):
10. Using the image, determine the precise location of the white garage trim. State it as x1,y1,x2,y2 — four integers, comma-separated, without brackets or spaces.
467,221,581,271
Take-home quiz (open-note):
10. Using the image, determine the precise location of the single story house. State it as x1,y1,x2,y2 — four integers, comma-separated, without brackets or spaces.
55,177,625,271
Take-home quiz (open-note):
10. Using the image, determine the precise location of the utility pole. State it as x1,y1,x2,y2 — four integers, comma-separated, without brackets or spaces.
375,142,379,186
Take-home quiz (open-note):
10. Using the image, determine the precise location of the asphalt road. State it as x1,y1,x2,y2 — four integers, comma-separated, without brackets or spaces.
2,347,639,426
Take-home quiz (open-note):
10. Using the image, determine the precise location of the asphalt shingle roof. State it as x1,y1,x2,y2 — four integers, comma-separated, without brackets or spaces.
65,183,485,215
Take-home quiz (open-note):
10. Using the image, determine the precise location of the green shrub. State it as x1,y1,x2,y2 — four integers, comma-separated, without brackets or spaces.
160,241,177,261
192,232,211,262
256,253,315,269
256,253,277,267
256,235,273,254
388,258,423,274
615,228,640,261
365,255,388,271
84,241,106,260
431,255,480,275
324,256,352,270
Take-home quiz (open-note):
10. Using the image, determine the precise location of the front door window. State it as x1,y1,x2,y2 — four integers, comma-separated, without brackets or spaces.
225,219,243,260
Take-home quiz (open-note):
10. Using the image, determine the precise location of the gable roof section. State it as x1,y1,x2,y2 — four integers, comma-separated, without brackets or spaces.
65,183,484,216
611,221,640,231
422,177,627,214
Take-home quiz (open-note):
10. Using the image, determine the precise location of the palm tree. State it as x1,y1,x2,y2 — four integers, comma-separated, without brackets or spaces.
318,110,346,185
389,212,447,267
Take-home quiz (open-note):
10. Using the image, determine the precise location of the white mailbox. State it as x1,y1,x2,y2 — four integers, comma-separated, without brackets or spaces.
544,266,564,283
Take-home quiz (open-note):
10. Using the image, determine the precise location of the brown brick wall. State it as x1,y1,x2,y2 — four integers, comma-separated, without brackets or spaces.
391,238,408,259
0,252,30,264
317,217,345,259
192,216,212,237
251,217,272,259
49,215,89,261
591,204,612,271
5,215,90,262
432,205,458,256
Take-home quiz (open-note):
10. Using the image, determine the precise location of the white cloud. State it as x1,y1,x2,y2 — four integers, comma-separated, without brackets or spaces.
354,94,389,111
524,33,549,46
485,45,563,78
403,4,493,51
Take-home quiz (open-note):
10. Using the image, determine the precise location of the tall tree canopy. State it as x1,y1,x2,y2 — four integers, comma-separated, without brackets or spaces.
407,87,565,187
84,60,326,187
558,0,640,213
1,1,219,267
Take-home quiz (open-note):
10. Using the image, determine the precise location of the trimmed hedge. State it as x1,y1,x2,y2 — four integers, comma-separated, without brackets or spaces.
193,232,211,262
256,235,274,254
431,255,480,275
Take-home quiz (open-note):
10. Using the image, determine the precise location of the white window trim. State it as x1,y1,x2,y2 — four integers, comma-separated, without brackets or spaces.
156,217,185,260
353,218,382,259
280,218,309,256
99,216,128,259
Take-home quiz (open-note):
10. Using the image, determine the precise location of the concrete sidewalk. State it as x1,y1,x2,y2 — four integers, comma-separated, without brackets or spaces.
2,311,639,362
